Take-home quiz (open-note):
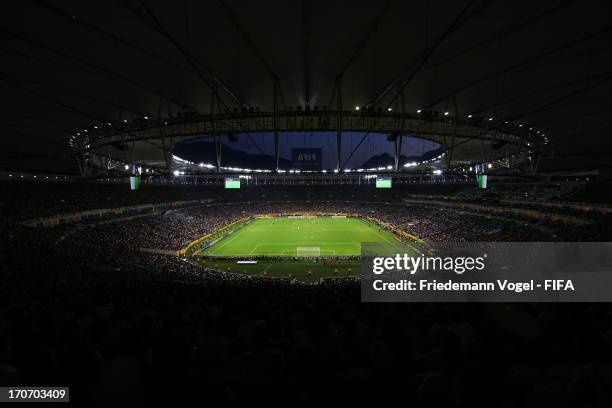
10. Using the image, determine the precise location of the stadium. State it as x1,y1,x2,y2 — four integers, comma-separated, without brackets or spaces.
2,0,612,405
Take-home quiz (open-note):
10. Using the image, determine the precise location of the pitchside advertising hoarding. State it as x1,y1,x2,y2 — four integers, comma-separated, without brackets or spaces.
360,242,612,302
291,148,322,170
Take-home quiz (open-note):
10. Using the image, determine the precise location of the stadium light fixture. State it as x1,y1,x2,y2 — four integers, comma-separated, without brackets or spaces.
123,119,128,123
386,165,392,170
488,117,493,121
433,170,442,175
334,169,339,173
322,170,327,173
124,164,129,170
144,116,149,120
487,163,492,169
355,106,360,111
417,109,422,113
93,126,98,129
444,111,449,116
467,114,472,118
387,107,392,112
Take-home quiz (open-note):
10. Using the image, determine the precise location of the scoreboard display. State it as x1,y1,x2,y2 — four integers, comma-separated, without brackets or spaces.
376,177,392,188
225,178,241,189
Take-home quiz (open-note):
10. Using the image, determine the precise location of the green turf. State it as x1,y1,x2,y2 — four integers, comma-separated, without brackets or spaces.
199,217,410,257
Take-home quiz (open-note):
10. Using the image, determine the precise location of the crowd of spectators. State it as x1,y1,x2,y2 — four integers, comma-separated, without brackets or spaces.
2,180,612,406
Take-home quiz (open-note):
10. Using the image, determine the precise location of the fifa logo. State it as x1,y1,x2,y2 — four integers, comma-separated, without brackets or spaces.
297,153,317,161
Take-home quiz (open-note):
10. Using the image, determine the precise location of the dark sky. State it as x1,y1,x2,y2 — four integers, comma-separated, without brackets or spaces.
203,131,440,169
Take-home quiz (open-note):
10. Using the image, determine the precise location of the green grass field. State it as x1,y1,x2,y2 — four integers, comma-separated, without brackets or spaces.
190,216,417,282
199,217,410,257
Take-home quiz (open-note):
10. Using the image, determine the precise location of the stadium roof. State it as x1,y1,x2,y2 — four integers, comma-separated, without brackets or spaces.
2,0,612,173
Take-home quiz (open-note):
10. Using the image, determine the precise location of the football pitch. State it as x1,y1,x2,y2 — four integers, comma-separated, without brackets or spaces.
199,217,412,257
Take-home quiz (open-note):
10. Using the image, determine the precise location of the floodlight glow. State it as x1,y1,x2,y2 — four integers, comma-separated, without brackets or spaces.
173,170,180,176
355,106,360,111
433,170,442,175
417,109,422,113
444,112,449,116
387,107,392,111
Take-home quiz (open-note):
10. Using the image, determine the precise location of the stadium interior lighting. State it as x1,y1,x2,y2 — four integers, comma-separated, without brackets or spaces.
417,109,422,113
433,169,442,175
444,111,449,116
488,117,493,121
467,114,472,118
487,163,493,169
173,170,180,176
124,164,129,170
354,106,360,111
387,107,392,111
334,169,339,173
123,119,128,123
144,116,149,120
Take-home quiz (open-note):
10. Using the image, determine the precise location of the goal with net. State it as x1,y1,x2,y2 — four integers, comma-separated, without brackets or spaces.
296,247,321,257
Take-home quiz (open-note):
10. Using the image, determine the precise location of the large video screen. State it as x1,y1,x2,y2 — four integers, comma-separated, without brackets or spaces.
477,174,488,189
225,178,241,189
376,177,392,188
